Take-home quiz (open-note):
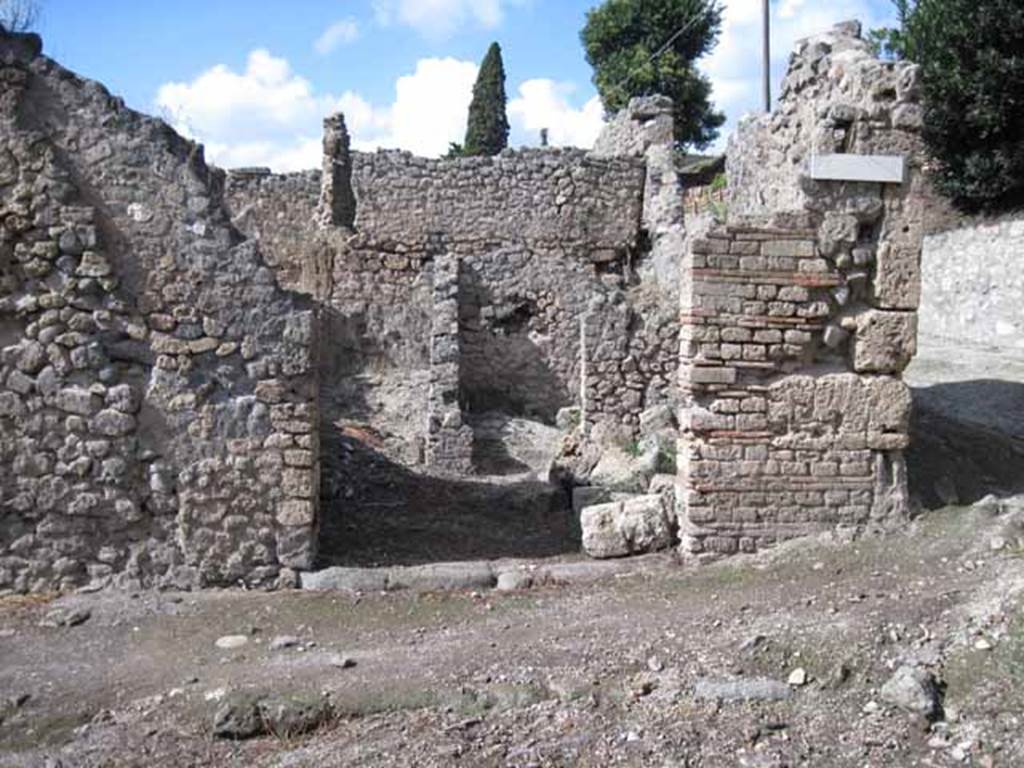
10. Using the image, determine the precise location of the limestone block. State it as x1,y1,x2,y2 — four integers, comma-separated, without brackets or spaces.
277,528,316,570
76,251,112,277
872,243,921,310
581,495,674,559
56,386,101,416
282,468,314,498
277,500,315,527
648,473,680,522
639,404,675,436
5,370,33,394
105,383,140,414
864,376,913,438
184,337,216,355
818,213,859,256
687,366,737,385
589,443,659,494
851,310,917,373
91,408,137,436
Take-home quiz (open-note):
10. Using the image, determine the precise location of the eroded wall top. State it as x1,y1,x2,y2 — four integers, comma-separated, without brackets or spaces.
347,149,645,254
728,20,925,220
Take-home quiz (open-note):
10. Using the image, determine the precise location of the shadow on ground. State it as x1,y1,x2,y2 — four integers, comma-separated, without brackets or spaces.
909,379,1024,509
316,428,576,568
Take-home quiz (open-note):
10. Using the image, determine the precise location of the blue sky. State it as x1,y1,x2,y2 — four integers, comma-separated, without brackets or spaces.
37,0,898,171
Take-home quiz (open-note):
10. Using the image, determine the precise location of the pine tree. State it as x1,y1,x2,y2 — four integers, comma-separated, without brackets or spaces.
464,42,510,157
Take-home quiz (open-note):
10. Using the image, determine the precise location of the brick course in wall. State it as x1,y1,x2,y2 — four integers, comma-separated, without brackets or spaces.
678,226,912,555
677,21,926,557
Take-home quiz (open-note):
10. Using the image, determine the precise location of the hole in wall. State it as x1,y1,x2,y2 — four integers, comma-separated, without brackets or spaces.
492,300,537,335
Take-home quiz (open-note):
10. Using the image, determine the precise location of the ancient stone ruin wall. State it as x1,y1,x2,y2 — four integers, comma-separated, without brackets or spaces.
728,20,927,221
343,148,669,434
0,30,319,593
224,169,321,294
920,213,1024,350
350,149,643,251
232,132,679,438
679,22,925,556
0,17,935,590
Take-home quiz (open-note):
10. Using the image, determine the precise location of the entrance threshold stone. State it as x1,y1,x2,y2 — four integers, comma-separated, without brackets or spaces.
300,554,670,593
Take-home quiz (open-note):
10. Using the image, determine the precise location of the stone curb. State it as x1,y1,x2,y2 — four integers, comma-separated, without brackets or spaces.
300,555,665,593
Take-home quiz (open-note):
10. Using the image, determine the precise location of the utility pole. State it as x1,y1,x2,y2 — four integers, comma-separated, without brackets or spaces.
762,0,771,112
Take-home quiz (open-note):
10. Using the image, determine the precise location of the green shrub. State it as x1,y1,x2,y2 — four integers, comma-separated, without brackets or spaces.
657,442,677,474
624,440,644,458
874,0,1024,212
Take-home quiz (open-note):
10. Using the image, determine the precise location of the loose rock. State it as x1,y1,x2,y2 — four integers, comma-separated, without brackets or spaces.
215,635,249,650
880,665,941,719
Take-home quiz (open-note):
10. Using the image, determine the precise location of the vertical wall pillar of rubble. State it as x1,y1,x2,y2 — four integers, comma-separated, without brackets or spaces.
425,253,474,473
636,97,686,304
677,21,926,558
317,113,355,229
586,96,684,433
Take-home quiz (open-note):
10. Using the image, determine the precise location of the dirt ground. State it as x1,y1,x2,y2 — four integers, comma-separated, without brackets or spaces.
2,498,1023,767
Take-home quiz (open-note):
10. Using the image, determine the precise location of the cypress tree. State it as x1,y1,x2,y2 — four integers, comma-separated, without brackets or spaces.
464,42,510,157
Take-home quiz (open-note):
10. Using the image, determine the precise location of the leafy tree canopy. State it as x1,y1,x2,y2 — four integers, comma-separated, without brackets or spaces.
870,0,1024,212
581,0,724,150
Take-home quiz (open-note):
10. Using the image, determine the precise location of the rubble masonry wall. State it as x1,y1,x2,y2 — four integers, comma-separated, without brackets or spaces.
0,30,319,593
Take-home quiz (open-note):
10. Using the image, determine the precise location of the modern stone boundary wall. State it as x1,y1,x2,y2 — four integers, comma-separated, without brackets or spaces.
921,214,1024,350
0,30,318,593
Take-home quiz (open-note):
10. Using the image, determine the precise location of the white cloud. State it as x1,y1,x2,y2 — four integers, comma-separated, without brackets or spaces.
703,0,900,151
372,0,515,40
508,80,605,149
155,50,334,169
361,57,479,156
154,43,603,171
154,50,479,170
314,19,360,55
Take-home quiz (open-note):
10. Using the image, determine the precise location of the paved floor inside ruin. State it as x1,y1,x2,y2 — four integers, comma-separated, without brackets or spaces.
2,500,1023,767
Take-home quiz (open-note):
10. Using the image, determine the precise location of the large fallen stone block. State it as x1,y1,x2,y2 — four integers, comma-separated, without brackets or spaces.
581,494,674,559
880,665,941,719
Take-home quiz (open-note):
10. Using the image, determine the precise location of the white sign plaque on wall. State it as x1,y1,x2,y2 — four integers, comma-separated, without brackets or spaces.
810,154,906,184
